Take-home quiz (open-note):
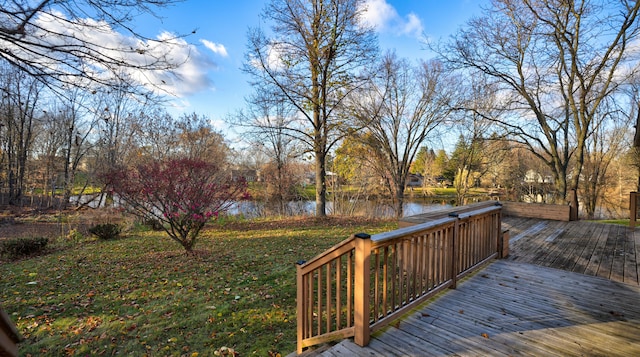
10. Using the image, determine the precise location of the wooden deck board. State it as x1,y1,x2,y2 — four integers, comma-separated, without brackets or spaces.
307,260,640,356
298,218,640,356
622,226,638,284
632,228,640,284
571,220,607,275
506,218,639,286
583,223,612,277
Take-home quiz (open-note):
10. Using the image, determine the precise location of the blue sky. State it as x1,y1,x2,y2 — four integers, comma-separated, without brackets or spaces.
131,0,489,137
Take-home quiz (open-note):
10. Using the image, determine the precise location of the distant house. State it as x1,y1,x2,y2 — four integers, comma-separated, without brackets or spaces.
305,171,337,186
406,173,424,188
231,169,257,182
434,175,452,188
524,169,553,184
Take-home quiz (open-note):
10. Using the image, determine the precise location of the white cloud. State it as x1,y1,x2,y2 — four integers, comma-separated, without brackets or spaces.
249,41,294,72
402,13,424,38
360,0,397,31
200,39,228,57
4,10,217,98
360,0,425,39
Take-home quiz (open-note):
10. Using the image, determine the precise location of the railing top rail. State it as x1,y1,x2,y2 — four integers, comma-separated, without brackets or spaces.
297,235,357,273
456,205,502,220
371,216,457,246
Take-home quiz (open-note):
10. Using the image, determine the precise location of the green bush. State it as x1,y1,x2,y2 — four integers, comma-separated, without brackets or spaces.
0,237,49,259
88,223,121,240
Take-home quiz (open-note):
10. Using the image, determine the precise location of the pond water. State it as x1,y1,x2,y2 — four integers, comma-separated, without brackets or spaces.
229,198,457,219
70,194,626,220
70,194,487,218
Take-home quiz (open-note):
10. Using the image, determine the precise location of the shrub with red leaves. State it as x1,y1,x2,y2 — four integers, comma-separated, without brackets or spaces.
103,158,249,252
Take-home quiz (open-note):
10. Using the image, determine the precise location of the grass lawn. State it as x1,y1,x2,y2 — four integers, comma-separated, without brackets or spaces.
591,218,631,226
0,216,396,356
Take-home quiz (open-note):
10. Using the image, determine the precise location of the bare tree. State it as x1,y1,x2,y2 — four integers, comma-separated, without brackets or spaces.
347,53,453,217
630,76,640,190
129,107,177,161
244,0,378,217
91,80,144,207
0,0,189,95
448,76,508,205
32,105,66,204
131,109,228,164
582,118,630,218
0,65,42,204
173,113,228,164
93,80,143,171
230,89,303,215
56,89,98,206
437,0,640,206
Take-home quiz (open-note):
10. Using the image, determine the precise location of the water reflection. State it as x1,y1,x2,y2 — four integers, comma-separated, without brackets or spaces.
229,199,455,219
70,194,456,218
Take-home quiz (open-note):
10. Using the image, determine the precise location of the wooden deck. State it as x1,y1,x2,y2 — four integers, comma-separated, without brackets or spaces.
504,217,640,286
299,218,640,356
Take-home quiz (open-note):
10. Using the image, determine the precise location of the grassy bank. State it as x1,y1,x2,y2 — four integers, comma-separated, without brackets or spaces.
0,216,396,356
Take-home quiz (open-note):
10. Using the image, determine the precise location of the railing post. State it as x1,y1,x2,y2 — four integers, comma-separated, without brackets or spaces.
501,230,510,258
296,260,306,355
569,189,579,221
449,213,459,289
631,192,638,229
353,233,371,347
494,202,506,258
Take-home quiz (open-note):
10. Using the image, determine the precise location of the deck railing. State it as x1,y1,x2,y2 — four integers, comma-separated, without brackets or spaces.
296,203,505,354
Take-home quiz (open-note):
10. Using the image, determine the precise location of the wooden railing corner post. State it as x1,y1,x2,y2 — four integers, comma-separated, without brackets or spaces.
295,260,306,355
353,232,371,347
500,230,510,258
448,213,459,289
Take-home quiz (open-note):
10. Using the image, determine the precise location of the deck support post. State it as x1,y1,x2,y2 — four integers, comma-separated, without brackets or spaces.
353,233,371,347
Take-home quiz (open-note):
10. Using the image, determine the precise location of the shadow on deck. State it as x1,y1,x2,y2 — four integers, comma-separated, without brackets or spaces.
300,218,640,356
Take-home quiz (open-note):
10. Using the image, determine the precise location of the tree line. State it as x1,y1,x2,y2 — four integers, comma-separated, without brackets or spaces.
237,0,640,219
1,0,639,221
0,63,229,207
